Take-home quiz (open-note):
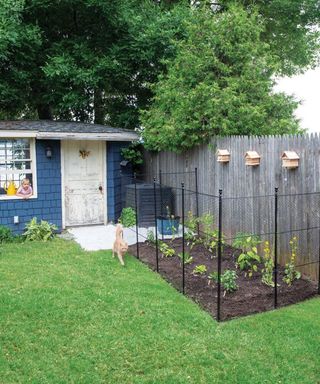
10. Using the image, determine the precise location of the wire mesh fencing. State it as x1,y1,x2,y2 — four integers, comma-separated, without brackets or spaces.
119,173,320,321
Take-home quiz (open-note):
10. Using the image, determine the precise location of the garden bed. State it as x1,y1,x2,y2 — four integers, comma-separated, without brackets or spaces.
128,238,317,320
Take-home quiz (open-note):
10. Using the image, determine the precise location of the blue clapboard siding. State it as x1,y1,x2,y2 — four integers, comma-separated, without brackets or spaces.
0,140,62,234
107,141,131,222
0,139,131,233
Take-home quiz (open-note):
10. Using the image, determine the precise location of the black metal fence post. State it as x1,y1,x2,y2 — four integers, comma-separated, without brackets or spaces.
274,187,279,309
181,183,185,295
195,167,200,236
217,189,223,322
159,169,164,240
153,177,159,273
134,173,139,259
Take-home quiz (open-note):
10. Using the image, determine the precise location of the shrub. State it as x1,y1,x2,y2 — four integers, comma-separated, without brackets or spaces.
0,225,14,243
121,142,143,170
23,218,57,241
118,207,136,228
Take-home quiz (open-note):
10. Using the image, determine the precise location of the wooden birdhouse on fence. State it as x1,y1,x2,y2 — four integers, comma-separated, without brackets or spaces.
281,151,299,169
245,151,261,166
217,149,230,163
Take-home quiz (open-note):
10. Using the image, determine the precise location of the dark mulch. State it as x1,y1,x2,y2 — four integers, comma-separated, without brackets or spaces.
128,238,317,321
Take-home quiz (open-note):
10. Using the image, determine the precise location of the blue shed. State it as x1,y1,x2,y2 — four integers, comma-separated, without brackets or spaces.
0,120,138,233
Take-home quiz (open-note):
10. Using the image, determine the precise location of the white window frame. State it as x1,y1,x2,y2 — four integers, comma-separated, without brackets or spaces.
0,137,37,200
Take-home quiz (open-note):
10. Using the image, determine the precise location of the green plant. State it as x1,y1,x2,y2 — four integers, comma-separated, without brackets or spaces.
185,211,198,232
159,242,175,257
121,142,143,170
185,211,199,249
208,271,218,285
261,241,275,287
192,264,207,275
177,252,193,265
147,230,156,245
170,223,178,242
208,229,225,258
0,225,14,243
23,218,57,241
208,270,238,295
221,270,238,295
118,207,136,228
283,236,301,286
199,213,214,248
233,233,261,277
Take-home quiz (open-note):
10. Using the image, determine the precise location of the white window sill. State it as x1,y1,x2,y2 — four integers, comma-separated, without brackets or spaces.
0,195,37,201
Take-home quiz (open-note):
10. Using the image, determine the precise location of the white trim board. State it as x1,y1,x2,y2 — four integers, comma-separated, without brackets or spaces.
36,132,138,141
0,130,138,141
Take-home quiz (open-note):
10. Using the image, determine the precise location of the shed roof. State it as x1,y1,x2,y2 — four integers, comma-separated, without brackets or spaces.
0,120,138,141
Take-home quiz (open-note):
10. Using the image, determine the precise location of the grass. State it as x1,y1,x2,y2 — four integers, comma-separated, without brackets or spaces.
0,238,320,383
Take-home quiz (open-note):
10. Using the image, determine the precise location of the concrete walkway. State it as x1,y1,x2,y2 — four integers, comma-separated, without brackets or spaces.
66,224,183,251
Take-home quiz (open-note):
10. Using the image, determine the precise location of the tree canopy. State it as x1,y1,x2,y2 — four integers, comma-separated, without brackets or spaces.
141,5,301,151
0,0,189,125
0,0,319,145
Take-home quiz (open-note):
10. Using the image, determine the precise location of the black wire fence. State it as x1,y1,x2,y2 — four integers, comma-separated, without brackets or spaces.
120,171,319,321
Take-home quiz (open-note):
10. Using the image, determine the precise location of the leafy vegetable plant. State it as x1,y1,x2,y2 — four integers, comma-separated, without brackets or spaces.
23,218,57,241
147,230,156,245
208,270,238,295
199,213,214,248
185,211,199,249
208,229,225,258
233,233,261,277
283,236,301,286
177,252,193,265
159,242,175,257
221,270,238,295
192,264,207,275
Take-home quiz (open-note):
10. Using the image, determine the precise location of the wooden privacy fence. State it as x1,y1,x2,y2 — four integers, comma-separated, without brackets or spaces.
143,134,320,280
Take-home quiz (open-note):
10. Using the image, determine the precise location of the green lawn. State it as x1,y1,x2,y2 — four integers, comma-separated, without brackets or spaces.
0,239,320,384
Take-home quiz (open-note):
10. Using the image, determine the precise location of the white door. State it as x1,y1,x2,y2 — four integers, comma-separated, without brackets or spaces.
62,140,106,226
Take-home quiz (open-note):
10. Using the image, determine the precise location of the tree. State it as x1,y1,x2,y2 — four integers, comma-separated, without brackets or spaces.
0,0,41,119
141,5,300,152
198,0,320,75
0,0,190,125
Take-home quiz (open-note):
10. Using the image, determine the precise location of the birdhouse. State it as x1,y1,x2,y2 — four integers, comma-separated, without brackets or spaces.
217,149,230,163
245,151,261,166
281,151,299,169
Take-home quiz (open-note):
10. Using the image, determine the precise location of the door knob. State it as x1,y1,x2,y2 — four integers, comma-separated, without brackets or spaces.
98,185,103,193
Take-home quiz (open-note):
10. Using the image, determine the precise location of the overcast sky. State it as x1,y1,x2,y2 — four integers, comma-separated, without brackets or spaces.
275,67,320,133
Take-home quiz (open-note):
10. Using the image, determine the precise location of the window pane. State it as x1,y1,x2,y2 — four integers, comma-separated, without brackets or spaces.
0,138,34,198
0,173,33,195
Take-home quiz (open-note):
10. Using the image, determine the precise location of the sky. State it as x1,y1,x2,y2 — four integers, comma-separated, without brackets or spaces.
275,67,320,133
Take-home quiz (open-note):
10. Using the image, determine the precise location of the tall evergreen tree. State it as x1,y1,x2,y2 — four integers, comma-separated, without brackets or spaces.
141,5,301,152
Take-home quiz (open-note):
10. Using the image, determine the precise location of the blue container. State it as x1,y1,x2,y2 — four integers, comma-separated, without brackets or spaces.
157,216,180,235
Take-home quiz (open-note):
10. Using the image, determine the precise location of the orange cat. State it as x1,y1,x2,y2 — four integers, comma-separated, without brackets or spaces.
112,224,128,266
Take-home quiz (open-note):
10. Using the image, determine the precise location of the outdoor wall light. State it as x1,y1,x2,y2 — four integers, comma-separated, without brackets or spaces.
45,146,53,159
